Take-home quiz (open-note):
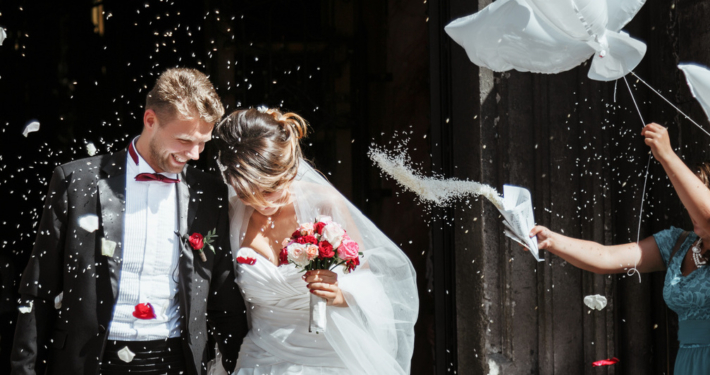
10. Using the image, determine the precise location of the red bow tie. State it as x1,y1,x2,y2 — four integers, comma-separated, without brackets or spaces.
135,173,180,184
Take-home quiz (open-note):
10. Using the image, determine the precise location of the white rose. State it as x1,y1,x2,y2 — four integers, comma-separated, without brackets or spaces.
321,222,345,249
316,215,333,224
286,243,310,267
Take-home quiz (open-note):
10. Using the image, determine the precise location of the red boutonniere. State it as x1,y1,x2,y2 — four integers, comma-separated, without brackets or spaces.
133,302,156,320
176,228,217,262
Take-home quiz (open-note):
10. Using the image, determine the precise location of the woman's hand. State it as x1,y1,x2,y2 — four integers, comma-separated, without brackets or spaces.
529,225,556,250
304,270,348,307
642,123,674,163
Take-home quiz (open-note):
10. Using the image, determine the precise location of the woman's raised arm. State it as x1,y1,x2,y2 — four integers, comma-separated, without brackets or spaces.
643,123,710,236
529,226,666,274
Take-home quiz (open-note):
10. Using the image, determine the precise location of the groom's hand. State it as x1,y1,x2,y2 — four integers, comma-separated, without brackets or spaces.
304,270,348,307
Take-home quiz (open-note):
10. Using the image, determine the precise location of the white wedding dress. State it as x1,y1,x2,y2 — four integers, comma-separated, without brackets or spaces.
233,251,351,374
209,160,418,375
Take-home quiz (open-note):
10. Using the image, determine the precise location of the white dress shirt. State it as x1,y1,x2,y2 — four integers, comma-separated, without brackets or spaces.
107,139,182,341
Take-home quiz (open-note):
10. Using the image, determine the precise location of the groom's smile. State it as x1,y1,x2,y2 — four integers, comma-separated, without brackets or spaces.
137,108,213,174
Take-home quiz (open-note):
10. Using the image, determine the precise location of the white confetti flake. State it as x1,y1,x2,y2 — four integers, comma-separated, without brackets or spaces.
54,292,63,310
78,214,99,233
86,142,97,156
583,294,608,311
22,121,40,137
18,301,33,314
0,28,6,46
117,346,136,363
101,238,117,257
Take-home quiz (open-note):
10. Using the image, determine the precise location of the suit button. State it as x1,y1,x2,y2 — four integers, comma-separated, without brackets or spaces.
98,325,106,333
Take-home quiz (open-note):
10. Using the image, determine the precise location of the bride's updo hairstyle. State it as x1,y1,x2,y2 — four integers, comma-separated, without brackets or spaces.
216,107,308,208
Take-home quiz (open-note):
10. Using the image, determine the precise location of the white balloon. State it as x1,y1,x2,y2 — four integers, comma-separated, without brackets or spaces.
526,0,607,42
679,63,710,123
445,0,592,75
588,31,646,81
606,0,647,32
445,0,647,81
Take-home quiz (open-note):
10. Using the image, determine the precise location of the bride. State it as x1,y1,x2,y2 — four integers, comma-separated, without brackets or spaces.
210,107,419,374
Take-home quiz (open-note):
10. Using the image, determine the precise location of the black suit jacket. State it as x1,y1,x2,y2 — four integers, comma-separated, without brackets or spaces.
10,149,247,375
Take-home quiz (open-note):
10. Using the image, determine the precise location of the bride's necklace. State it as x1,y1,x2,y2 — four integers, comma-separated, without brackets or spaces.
259,206,283,233
691,238,707,268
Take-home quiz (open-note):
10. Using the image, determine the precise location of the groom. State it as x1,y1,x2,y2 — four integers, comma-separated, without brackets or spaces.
10,68,247,375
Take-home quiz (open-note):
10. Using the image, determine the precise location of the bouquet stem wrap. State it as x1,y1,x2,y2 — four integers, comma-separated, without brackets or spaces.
309,293,327,333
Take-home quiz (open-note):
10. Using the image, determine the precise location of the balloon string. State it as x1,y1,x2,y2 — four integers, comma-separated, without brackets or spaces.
623,76,646,127
622,76,649,283
629,71,710,137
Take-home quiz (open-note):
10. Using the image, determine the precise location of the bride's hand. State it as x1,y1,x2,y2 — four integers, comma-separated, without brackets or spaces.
304,270,348,307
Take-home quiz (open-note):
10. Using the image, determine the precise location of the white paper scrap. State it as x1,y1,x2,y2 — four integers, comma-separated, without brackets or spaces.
78,214,99,233
18,301,33,314
498,185,542,262
86,142,97,156
117,346,136,363
22,121,40,137
583,294,608,311
101,238,117,257
54,292,63,310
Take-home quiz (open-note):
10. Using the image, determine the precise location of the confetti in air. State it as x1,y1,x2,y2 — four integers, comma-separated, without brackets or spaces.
86,142,98,156
78,214,100,233
583,294,608,311
368,145,502,208
0,27,6,46
22,121,40,137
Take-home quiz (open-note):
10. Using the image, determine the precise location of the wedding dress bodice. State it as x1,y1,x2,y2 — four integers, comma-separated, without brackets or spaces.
234,249,349,374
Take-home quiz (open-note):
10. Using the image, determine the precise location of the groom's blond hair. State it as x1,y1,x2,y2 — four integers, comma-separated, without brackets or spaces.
146,68,224,124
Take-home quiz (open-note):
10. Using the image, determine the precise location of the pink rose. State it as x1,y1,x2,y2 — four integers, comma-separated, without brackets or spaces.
298,223,315,236
282,237,292,248
337,237,360,261
306,244,319,260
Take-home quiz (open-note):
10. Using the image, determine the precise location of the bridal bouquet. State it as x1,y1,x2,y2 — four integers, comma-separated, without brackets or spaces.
279,215,362,333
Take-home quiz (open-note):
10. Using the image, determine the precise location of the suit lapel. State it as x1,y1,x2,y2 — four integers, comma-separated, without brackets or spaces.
98,150,128,303
176,169,199,326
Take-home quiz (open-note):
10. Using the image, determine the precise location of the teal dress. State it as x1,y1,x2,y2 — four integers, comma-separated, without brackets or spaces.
654,227,710,374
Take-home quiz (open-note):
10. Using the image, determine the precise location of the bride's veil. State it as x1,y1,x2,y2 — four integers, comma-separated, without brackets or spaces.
227,159,419,374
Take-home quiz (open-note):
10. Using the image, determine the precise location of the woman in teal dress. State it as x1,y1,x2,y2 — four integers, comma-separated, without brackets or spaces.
529,122,710,374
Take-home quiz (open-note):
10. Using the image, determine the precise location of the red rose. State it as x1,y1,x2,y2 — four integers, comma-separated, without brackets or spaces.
279,248,289,266
296,235,317,245
346,256,360,272
318,241,335,259
314,222,326,235
291,230,302,239
188,233,204,250
132,302,156,320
